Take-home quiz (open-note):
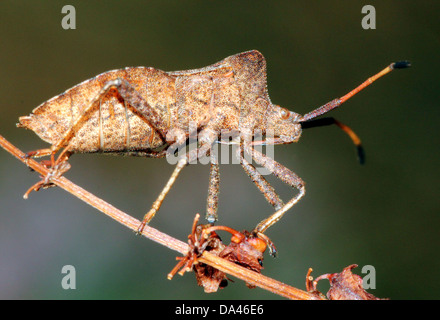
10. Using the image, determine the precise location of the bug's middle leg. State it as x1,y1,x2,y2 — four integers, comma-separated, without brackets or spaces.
205,151,220,224
137,131,218,234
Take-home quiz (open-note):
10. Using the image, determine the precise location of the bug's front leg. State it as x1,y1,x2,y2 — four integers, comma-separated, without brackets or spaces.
242,143,306,235
236,143,284,211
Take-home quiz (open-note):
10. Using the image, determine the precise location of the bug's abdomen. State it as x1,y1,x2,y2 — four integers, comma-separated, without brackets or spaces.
18,67,173,153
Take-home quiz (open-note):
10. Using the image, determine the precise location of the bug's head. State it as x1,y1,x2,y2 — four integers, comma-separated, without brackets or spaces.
265,104,302,143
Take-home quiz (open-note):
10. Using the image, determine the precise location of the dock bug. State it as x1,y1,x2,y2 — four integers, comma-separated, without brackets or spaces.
17,50,410,251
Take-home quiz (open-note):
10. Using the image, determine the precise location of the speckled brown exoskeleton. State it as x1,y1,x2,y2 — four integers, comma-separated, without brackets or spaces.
17,50,409,252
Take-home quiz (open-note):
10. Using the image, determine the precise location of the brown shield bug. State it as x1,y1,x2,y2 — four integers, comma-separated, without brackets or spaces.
17,50,410,252
167,214,267,292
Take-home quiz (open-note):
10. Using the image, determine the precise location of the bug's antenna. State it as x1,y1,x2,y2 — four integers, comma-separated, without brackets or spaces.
301,117,365,164
300,61,411,122
299,61,410,164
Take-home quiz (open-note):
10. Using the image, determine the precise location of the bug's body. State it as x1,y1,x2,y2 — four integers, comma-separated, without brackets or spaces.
18,51,299,155
17,50,409,251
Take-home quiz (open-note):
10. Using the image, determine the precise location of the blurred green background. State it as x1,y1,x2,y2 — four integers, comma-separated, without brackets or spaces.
0,1,438,299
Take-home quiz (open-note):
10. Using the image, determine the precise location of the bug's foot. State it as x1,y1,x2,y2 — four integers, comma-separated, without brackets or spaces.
136,220,147,235
252,231,277,257
23,161,71,199
22,148,54,161
136,209,157,235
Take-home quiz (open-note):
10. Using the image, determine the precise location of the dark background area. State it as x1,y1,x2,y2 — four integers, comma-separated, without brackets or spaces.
0,1,438,299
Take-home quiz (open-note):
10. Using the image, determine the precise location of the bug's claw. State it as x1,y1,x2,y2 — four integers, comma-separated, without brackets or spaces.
22,148,54,160
269,245,277,257
136,221,147,235
136,209,157,235
23,181,51,199
23,151,35,159
23,160,71,199
253,232,277,257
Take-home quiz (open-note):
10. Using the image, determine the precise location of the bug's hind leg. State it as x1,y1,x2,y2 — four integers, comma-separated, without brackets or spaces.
23,146,72,178
23,77,168,197
32,77,169,167
23,150,72,199
23,148,53,160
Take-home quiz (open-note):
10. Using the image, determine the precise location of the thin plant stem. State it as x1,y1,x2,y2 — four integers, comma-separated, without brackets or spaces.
0,134,322,300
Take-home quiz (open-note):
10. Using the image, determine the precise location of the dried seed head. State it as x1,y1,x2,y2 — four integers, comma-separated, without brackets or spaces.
246,237,267,254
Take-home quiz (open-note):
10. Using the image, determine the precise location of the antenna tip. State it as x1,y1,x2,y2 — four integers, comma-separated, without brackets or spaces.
392,61,411,69
357,145,366,165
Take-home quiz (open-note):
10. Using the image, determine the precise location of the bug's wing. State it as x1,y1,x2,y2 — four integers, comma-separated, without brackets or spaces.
17,67,174,153
16,73,112,147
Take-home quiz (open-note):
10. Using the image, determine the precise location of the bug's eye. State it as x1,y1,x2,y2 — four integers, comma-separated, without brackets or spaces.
280,108,290,120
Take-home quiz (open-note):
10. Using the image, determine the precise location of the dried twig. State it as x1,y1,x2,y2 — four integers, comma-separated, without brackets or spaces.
0,134,322,300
